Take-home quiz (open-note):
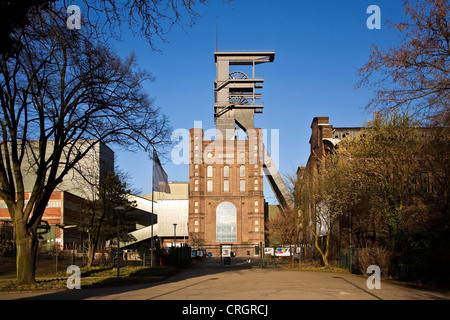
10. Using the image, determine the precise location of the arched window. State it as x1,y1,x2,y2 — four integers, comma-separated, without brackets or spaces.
216,202,237,242
207,165,213,178
223,180,229,192
240,165,245,177
223,165,229,178
207,180,213,192
240,180,245,192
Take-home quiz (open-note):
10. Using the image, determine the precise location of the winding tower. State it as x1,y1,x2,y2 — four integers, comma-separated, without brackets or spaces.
188,50,293,255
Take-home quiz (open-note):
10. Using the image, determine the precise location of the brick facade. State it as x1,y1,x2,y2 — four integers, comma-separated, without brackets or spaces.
188,128,265,256
0,191,88,249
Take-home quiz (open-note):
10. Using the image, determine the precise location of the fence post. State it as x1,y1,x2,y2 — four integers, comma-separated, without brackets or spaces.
72,241,75,265
259,242,263,268
349,246,353,273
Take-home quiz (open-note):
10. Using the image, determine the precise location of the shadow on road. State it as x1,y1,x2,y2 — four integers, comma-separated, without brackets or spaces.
17,257,259,300
332,276,383,300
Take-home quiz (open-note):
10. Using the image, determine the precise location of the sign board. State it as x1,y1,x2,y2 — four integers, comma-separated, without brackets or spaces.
275,248,290,257
264,247,274,256
221,245,232,257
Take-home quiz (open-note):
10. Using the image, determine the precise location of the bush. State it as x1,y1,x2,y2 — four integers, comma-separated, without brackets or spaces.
392,228,450,287
358,247,391,277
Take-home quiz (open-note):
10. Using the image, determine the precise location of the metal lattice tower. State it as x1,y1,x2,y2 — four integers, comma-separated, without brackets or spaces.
213,50,294,209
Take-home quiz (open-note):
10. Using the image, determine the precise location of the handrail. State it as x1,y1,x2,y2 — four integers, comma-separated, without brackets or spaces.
215,48,275,53
215,76,264,82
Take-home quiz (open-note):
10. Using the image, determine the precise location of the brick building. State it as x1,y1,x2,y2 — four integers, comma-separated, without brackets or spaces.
186,49,292,257
299,116,363,178
0,141,114,251
188,127,266,256
0,191,88,250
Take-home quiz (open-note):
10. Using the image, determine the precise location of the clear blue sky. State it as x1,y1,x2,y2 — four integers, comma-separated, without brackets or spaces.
109,0,407,203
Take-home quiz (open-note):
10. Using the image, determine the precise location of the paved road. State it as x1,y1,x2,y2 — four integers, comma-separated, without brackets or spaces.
1,258,449,300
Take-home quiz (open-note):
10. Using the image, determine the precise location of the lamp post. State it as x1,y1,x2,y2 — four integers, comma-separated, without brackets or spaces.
114,206,125,279
54,224,76,274
185,222,188,246
173,223,177,248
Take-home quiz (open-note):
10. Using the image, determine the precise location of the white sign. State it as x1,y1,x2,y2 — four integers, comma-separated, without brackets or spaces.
222,245,232,257
275,248,290,257
264,248,274,256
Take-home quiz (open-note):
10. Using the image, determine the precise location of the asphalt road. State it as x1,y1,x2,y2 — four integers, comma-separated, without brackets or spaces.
1,258,449,301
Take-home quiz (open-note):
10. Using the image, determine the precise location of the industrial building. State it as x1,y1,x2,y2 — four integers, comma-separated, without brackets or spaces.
188,50,293,256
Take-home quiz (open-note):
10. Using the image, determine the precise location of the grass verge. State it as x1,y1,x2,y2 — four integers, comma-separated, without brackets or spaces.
0,265,178,292
280,264,350,273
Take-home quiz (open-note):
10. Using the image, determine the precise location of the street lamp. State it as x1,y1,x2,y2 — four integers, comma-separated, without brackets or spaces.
54,224,77,273
173,223,177,248
114,206,125,279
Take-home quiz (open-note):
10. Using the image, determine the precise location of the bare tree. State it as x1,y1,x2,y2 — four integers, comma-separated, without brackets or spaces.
295,157,350,268
356,0,449,126
2,0,230,54
0,9,171,285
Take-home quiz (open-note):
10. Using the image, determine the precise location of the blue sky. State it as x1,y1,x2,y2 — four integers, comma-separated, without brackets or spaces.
108,0,407,203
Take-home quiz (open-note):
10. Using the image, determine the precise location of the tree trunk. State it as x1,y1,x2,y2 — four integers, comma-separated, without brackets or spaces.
321,254,329,267
15,229,38,286
87,241,97,267
313,235,329,267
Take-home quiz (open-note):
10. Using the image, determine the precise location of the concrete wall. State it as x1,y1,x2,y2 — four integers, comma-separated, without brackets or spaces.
20,140,114,201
